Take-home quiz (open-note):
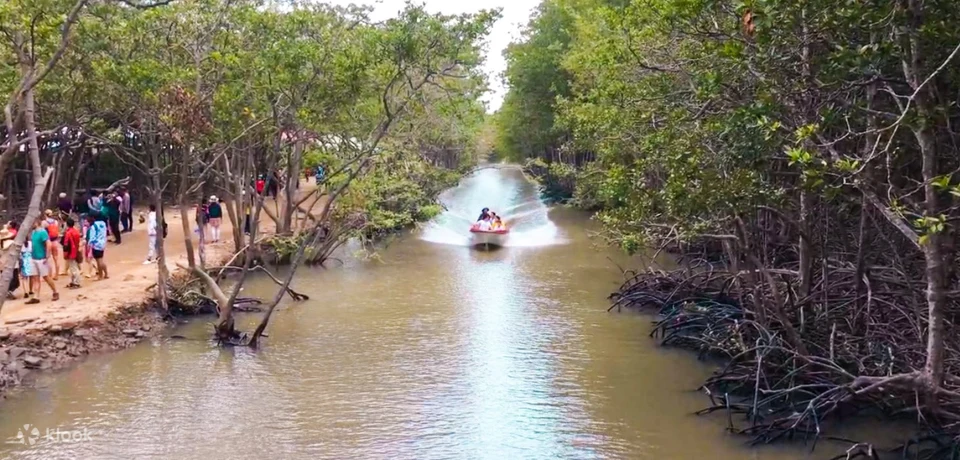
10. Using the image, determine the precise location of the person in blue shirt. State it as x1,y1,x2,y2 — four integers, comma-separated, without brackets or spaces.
84,214,109,280
314,165,325,184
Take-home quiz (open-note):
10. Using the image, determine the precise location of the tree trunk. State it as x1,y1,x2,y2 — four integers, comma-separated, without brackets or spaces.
179,203,198,269
282,138,304,233
0,84,53,311
153,192,169,311
0,171,52,310
798,190,813,297
898,0,950,392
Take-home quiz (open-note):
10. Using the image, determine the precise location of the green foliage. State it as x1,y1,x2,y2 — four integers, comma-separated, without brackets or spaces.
496,0,960,252
523,158,577,203
337,151,462,237
1,0,496,233
494,0,575,162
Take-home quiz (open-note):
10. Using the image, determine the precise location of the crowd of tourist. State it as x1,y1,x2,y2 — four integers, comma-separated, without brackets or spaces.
0,187,162,304
1,169,315,304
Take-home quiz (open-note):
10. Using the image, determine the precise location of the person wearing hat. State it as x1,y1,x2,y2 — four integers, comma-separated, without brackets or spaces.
207,195,223,243
0,223,20,300
57,192,73,216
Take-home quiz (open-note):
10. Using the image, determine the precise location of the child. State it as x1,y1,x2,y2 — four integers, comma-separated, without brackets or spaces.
81,217,96,278
19,239,34,299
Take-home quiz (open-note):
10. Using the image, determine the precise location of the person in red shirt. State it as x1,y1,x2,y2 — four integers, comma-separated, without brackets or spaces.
61,217,83,289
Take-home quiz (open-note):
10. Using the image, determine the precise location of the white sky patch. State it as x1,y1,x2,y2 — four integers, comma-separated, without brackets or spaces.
322,0,539,112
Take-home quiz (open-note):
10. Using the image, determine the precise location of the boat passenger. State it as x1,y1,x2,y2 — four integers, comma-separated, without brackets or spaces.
477,207,490,222
478,216,493,231
492,216,504,230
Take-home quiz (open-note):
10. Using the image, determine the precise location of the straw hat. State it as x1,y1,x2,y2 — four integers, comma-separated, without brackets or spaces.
44,209,53,217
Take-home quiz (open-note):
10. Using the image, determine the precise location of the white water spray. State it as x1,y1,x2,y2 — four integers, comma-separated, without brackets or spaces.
419,167,566,248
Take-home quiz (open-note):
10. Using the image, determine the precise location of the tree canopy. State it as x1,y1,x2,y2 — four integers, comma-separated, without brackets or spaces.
0,0,498,341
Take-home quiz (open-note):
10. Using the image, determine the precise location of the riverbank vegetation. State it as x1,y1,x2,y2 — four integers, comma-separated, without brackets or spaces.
1,0,496,344
498,0,960,455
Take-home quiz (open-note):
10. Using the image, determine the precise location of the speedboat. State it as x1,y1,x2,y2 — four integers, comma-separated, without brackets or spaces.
469,225,509,250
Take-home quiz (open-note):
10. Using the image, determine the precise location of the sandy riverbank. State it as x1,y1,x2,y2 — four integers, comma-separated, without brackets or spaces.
0,180,320,397
0,206,235,397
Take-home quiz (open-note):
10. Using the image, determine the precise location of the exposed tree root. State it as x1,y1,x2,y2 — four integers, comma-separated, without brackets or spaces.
610,267,960,457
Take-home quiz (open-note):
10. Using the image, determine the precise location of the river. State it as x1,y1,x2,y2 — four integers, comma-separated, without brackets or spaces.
0,167,848,458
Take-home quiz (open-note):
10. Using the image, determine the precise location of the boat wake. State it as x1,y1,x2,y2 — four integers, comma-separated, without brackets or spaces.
419,167,566,248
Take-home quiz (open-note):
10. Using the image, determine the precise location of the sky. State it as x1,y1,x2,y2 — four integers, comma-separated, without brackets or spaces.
323,0,541,112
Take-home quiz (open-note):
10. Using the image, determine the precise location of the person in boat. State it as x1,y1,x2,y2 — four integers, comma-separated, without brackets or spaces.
491,216,505,231
476,207,490,222
477,214,493,231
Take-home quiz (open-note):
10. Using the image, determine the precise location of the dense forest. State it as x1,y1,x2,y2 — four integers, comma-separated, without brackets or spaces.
0,0,496,341
497,0,960,455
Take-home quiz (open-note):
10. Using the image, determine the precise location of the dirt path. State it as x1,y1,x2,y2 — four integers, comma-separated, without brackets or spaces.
0,206,233,333
0,180,322,335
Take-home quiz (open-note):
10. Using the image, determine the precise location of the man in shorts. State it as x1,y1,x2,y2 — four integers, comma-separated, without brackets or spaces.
62,217,83,288
26,219,59,304
85,214,109,280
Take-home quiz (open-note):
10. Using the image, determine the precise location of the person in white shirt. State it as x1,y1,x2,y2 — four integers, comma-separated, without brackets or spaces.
144,204,158,264
478,217,493,231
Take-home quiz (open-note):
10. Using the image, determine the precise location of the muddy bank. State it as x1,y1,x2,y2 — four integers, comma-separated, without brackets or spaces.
0,300,166,398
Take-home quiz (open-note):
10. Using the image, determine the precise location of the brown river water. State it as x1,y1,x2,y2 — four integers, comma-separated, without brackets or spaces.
0,168,889,458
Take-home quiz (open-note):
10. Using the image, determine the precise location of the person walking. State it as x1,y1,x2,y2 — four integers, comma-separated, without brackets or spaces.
62,217,82,289
80,217,95,278
26,219,59,304
19,238,33,299
84,214,108,280
144,204,158,264
120,188,133,233
104,193,122,244
315,165,325,184
43,210,63,279
207,195,223,243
